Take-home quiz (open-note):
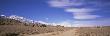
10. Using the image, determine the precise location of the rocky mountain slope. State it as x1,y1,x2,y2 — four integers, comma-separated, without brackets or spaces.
0,15,72,36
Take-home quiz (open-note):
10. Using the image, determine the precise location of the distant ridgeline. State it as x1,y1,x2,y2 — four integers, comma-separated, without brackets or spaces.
0,15,47,27
0,16,21,25
0,15,69,36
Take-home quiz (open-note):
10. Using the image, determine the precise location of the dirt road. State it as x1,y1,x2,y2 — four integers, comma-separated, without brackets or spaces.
26,28,110,36
27,29,78,36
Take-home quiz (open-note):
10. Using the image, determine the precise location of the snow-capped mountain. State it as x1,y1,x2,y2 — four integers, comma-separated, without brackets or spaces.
0,15,49,24
8,15,24,20
0,15,35,24
0,15,7,18
0,15,71,27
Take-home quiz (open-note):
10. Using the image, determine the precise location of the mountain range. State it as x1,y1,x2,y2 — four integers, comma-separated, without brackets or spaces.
0,15,46,24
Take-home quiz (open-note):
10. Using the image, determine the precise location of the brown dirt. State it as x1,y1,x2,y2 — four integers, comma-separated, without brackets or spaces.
27,27,110,36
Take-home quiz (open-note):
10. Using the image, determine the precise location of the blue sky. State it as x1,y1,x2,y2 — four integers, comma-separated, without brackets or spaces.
0,0,110,27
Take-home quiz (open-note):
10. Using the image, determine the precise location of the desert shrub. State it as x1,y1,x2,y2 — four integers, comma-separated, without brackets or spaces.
31,31,40,34
32,25,35,27
96,26,101,28
0,23,5,25
0,16,22,25
6,33,19,36
56,25,61,27
1,33,19,36
106,34,109,36
24,23,29,26
40,24,46,27
56,25,64,27
0,31,1,33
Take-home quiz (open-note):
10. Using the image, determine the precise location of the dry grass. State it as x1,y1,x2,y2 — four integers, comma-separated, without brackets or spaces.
74,27,110,36
0,24,72,36
0,17,72,36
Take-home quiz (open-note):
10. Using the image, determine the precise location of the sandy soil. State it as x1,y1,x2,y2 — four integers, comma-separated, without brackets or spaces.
26,29,78,36
26,27,110,36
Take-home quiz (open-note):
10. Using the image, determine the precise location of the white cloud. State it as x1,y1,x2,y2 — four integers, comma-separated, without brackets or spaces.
65,8,101,19
74,15,101,19
48,0,83,8
65,8,95,13
48,0,101,19
47,0,107,27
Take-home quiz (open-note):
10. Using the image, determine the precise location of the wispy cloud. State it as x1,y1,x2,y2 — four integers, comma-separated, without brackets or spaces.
65,8,101,19
47,0,110,27
48,0,101,19
73,15,101,19
48,0,83,8
65,8,95,13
